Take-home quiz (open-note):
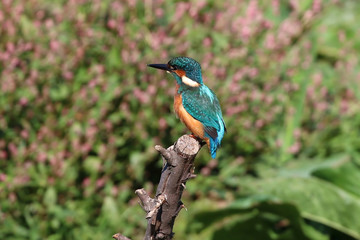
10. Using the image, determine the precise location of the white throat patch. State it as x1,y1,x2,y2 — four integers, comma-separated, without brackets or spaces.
181,75,200,87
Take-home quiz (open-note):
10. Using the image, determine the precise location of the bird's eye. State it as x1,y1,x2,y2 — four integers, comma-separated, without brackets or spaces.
170,66,177,70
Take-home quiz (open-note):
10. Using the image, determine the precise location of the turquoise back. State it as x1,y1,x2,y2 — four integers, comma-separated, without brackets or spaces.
180,85,226,158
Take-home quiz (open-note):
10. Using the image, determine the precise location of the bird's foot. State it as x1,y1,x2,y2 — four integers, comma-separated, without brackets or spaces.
188,134,206,146
188,134,200,140
188,134,196,138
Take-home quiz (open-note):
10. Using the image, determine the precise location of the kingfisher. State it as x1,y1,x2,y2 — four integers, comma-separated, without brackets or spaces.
148,57,226,158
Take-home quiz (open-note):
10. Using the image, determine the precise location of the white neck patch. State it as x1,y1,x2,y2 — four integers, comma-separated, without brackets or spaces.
181,75,200,87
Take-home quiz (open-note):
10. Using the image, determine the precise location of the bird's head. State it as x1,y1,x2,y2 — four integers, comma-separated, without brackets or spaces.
148,57,203,87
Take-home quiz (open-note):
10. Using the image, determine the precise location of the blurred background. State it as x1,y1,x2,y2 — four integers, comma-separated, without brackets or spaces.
1,0,360,239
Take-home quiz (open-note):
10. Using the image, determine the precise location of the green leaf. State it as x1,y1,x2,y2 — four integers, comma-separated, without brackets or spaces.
50,84,70,101
100,196,120,228
312,161,360,198
248,177,360,239
84,156,101,175
279,71,309,162
188,197,327,240
107,46,122,69
44,187,57,208
258,154,350,179
129,152,146,182
20,15,38,40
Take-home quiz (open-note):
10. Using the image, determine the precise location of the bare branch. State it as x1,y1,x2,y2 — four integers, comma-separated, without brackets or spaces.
112,233,132,240
135,188,157,213
114,135,202,240
148,135,202,240
155,145,176,166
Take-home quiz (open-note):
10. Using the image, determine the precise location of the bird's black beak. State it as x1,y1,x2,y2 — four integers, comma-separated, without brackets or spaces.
147,63,172,72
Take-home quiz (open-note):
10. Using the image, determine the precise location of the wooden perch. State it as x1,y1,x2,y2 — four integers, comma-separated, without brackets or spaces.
112,233,132,240
113,135,202,240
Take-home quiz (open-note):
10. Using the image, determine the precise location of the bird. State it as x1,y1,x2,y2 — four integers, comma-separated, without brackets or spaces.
148,56,226,158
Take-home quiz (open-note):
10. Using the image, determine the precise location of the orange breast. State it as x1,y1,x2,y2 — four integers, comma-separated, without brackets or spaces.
174,84,210,148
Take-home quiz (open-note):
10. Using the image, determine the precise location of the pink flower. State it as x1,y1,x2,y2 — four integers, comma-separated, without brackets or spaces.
174,2,190,21
0,173,6,182
255,119,264,128
45,19,54,28
0,150,7,159
338,30,345,43
290,0,299,11
306,86,315,100
133,87,150,104
147,85,156,95
340,99,349,114
6,42,15,53
8,143,17,156
315,102,328,112
272,0,280,15
0,10,4,22
158,118,167,130
265,95,274,105
203,37,212,47
128,0,136,7
9,192,17,203
241,25,252,41
262,20,273,29
88,79,97,88
155,8,164,18
36,10,45,20
312,72,323,86
200,167,211,176
96,177,105,189
107,19,117,29
82,177,91,187
246,0,260,19
226,105,248,116
313,0,322,13
293,129,302,139
63,71,74,80
37,152,47,163
104,120,113,131
20,130,29,139
249,68,258,78
111,186,119,196
265,34,276,50
288,141,301,154
4,20,16,36
81,143,92,154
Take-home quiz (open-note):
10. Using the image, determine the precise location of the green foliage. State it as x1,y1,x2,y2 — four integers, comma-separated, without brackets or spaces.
188,155,360,239
0,0,360,239
189,199,327,240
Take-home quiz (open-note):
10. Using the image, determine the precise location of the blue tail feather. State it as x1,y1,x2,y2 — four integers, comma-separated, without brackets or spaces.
208,116,226,158
210,138,218,158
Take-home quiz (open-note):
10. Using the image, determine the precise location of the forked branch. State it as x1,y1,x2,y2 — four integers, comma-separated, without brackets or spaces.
113,135,202,240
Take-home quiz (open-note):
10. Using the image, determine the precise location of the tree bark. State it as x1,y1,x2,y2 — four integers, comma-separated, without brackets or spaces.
113,135,202,240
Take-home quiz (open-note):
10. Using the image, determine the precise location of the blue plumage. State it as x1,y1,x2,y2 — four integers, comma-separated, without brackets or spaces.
148,57,226,158
181,85,226,158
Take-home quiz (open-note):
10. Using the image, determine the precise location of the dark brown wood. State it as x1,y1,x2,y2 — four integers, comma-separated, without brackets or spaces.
148,135,201,240
112,233,132,240
113,135,202,240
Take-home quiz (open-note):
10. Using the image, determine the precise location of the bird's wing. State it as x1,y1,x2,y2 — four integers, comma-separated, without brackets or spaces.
182,86,224,140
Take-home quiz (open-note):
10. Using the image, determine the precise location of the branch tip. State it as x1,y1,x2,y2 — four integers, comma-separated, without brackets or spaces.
112,233,132,240
181,204,188,211
135,188,151,203
146,194,167,219
155,145,175,166
189,174,197,179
